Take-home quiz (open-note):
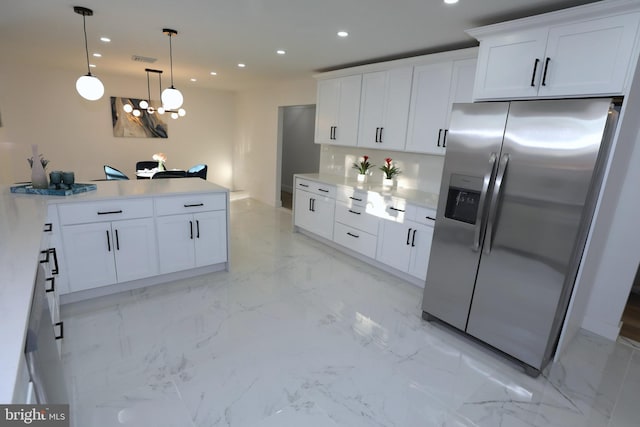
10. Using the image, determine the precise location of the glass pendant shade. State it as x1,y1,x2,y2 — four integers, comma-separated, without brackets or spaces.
139,100,149,109
158,106,165,115
76,74,104,101
161,87,183,110
178,108,186,117
123,103,133,113
171,112,179,119
133,109,141,117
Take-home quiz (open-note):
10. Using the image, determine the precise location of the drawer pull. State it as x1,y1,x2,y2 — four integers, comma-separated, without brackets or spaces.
349,196,362,202
389,207,405,212
45,277,55,293
39,248,59,275
299,183,309,188
44,223,53,232
348,209,361,215
347,232,360,239
184,203,204,208
97,210,123,215
318,188,329,193
426,216,435,221
54,322,64,340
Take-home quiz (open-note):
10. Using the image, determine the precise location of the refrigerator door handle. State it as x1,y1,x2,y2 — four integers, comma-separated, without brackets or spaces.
484,153,510,254
473,152,498,252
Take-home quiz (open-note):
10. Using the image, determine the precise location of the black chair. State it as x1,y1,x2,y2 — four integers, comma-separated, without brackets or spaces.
104,165,129,180
186,164,208,180
151,170,187,179
136,161,160,179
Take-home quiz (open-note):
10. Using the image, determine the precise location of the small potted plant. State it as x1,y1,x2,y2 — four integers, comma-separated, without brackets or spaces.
353,155,374,182
380,157,400,187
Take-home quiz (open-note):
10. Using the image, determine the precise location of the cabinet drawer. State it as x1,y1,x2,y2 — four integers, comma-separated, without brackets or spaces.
380,198,416,222
336,186,368,207
58,198,153,225
335,202,379,235
333,222,377,259
296,178,336,198
412,205,437,226
155,193,226,216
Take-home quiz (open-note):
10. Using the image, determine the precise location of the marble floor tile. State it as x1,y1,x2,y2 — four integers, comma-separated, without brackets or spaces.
61,199,640,427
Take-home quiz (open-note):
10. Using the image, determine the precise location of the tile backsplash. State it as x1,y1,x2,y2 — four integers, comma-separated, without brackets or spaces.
319,145,444,194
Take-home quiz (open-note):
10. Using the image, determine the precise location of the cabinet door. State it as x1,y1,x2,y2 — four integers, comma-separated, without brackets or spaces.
62,222,117,292
538,14,640,97
194,211,227,267
405,62,453,155
294,190,335,240
112,218,158,282
156,214,196,274
315,78,339,144
294,189,315,232
376,220,412,273
473,28,548,100
407,222,434,282
358,67,412,151
334,75,362,147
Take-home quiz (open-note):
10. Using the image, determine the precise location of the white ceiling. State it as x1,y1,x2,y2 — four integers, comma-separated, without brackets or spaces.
0,0,600,91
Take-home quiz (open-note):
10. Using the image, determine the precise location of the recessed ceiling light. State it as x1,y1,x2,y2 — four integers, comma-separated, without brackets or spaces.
238,63,246,68
444,0,459,4
190,78,197,82
92,53,102,57
276,50,286,55
100,37,111,43
210,71,217,76
337,31,349,38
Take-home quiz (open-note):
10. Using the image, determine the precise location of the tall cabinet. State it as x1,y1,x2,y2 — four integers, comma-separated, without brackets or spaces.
314,75,362,146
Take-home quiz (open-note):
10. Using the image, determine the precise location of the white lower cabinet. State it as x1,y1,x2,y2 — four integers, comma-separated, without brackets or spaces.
62,217,157,292
156,210,227,274
376,219,434,282
333,201,379,259
294,188,336,240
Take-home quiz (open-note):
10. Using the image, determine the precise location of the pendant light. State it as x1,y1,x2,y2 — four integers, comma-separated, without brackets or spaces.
161,29,184,110
74,6,104,101
123,68,186,119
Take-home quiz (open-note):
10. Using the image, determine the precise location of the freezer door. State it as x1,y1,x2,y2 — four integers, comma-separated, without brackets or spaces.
466,98,613,370
422,102,509,330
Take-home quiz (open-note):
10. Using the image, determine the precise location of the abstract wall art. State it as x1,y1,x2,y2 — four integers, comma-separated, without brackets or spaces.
110,97,168,138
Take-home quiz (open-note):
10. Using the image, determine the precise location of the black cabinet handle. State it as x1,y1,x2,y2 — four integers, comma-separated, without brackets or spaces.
389,207,405,212
184,203,204,208
97,210,123,215
531,58,540,87
44,223,53,232
426,216,436,221
54,321,64,340
437,129,443,147
348,209,361,215
379,127,383,143
349,196,362,202
375,127,379,143
311,199,316,212
411,229,417,247
542,57,551,86
196,220,200,238
39,248,59,275
443,129,448,148
45,277,55,293
189,221,194,239
115,229,120,251
406,228,412,245
106,230,111,252
309,198,312,211
299,183,309,188
347,232,359,238
318,188,329,193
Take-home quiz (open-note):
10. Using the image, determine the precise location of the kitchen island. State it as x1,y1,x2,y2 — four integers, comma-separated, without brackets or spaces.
0,178,229,404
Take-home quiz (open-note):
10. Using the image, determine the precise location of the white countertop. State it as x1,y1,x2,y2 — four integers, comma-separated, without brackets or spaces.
0,178,228,403
294,173,439,210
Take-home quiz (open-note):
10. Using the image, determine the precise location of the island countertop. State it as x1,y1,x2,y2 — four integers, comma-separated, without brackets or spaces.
0,179,229,403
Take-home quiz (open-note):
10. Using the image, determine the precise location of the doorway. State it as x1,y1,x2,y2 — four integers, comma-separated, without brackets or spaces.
278,105,318,209
620,263,640,343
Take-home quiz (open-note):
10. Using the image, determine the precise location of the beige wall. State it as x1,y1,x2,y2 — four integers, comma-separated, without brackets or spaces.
234,78,317,206
0,63,236,188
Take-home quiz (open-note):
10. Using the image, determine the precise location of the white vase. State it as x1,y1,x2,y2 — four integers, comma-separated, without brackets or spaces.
382,178,393,187
30,144,49,189
357,173,366,183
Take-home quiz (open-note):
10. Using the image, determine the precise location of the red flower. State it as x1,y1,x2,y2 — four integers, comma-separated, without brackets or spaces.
385,158,392,165
363,155,369,162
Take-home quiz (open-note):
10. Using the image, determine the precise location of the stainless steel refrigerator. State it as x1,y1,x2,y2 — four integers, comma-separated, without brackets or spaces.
421,98,618,376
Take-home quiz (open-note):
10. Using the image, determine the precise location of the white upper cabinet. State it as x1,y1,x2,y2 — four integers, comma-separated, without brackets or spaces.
357,67,413,151
471,11,640,100
315,75,362,146
405,58,476,155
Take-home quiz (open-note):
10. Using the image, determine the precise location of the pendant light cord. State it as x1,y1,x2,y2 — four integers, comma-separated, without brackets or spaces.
82,14,91,76
168,33,174,88
146,71,151,103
